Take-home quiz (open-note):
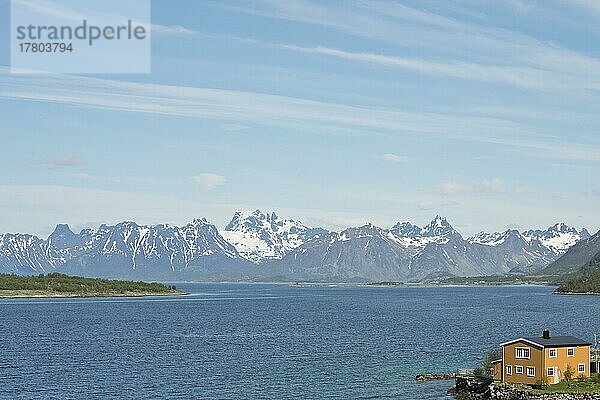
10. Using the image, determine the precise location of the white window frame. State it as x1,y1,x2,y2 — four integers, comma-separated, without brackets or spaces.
526,366,535,377
547,367,554,377
506,365,512,375
515,365,523,374
567,348,575,357
515,347,531,359
578,363,585,373
549,348,557,358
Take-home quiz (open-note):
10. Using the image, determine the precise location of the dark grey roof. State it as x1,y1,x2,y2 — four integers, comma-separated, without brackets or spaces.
525,336,591,347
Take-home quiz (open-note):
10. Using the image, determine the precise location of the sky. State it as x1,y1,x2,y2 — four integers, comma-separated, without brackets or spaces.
1,0,600,237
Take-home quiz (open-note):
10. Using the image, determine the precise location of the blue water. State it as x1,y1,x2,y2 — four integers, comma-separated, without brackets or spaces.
1,284,599,399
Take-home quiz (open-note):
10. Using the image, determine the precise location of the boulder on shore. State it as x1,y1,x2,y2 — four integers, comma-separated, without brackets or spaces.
449,377,600,400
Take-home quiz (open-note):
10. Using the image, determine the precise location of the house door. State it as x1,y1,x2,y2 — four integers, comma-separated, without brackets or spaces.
548,367,560,385
553,369,561,385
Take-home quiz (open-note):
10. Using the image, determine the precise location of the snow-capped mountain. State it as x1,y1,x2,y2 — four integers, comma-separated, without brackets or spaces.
466,224,590,274
221,210,327,263
0,214,592,282
522,223,590,253
387,216,461,251
468,224,589,256
0,233,55,274
421,215,460,238
271,223,416,282
544,229,600,275
274,218,591,281
390,221,422,237
274,217,512,282
0,219,249,278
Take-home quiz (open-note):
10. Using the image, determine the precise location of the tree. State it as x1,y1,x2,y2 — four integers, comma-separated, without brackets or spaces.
564,364,573,381
478,348,501,378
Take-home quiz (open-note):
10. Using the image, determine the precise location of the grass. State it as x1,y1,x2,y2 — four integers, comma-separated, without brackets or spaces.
530,374,600,393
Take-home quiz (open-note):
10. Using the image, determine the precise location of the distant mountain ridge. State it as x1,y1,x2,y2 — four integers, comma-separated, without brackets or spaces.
0,211,592,282
1,218,253,280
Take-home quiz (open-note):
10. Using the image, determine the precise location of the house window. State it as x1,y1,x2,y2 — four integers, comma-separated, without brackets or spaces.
579,364,585,373
515,347,530,359
549,349,557,358
506,365,512,375
547,367,554,376
567,348,575,357
515,366,523,374
526,367,535,377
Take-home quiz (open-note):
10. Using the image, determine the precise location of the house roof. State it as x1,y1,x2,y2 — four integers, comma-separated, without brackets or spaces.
500,336,591,348
525,336,591,347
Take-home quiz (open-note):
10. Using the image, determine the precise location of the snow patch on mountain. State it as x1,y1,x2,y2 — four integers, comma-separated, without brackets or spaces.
522,223,590,253
468,223,589,255
221,209,327,263
388,215,459,249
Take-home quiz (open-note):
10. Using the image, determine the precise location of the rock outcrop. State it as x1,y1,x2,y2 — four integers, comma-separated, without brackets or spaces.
449,378,600,400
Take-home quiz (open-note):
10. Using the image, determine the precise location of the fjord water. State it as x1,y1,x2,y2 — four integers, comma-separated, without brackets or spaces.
1,285,598,399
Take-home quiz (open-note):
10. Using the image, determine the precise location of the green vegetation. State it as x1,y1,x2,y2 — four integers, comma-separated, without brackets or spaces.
564,364,574,381
555,267,600,294
0,273,182,297
433,274,551,286
530,374,600,393
473,348,501,379
362,281,405,286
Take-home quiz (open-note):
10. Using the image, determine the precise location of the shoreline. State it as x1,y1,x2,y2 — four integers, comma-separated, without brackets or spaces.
554,291,600,296
0,290,186,299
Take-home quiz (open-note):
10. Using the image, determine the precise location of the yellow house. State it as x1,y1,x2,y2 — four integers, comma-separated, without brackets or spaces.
492,330,591,386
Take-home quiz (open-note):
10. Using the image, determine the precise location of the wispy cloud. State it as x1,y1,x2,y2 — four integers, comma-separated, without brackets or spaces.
566,0,600,15
66,172,92,179
37,154,86,169
221,123,251,132
2,68,598,161
276,44,576,90
151,24,198,35
190,173,226,190
222,0,600,92
380,153,409,162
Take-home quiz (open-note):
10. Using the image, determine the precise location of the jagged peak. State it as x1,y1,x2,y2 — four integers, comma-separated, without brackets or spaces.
50,223,75,237
189,217,211,227
422,215,457,237
545,222,578,234
340,223,385,238
225,209,305,233
114,220,140,229
390,221,422,237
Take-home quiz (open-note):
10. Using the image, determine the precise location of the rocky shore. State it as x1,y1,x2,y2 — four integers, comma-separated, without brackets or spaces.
415,372,457,382
449,377,600,400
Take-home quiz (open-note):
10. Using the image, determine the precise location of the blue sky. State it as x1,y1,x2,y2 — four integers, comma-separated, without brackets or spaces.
1,0,600,237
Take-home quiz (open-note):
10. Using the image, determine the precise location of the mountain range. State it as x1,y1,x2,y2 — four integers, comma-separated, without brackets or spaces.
0,210,594,282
